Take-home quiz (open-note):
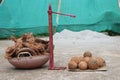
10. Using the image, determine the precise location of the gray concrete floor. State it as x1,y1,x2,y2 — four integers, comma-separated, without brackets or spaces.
0,36,120,80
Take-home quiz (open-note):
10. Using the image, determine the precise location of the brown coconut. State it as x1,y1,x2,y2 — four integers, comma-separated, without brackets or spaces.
84,57,92,64
78,61,88,70
79,56,84,62
96,57,106,67
83,51,92,57
88,58,99,70
71,56,80,64
68,61,77,69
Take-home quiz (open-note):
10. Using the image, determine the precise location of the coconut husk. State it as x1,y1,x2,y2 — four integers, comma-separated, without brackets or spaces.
5,33,50,59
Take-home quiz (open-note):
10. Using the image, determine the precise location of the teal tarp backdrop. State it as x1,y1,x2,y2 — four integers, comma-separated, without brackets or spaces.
0,0,58,38
0,0,120,38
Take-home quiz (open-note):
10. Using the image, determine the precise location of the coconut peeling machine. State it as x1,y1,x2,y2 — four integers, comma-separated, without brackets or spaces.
48,4,76,70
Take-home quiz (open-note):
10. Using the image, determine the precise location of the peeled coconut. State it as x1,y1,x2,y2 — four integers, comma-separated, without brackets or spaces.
71,56,80,64
96,57,106,67
88,58,99,70
83,51,92,57
78,61,88,70
68,61,77,69
84,57,92,64
79,56,84,62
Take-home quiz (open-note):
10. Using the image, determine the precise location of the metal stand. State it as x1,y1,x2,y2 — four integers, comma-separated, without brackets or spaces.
48,4,75,70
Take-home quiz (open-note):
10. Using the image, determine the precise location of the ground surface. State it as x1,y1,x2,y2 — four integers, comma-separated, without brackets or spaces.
0,36,120,80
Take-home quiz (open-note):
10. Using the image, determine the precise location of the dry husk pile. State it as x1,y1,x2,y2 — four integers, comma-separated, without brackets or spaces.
5,33,50,59
68,51,106,70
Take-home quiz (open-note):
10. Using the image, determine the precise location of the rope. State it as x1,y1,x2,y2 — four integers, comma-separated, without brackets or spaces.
54,0,61,33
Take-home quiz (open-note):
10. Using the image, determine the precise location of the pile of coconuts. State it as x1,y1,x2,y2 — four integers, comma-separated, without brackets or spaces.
5,33,50,59
68,51,106,70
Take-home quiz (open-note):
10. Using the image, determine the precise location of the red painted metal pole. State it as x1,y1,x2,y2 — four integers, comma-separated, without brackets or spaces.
48,4,75,70
48,4,54,69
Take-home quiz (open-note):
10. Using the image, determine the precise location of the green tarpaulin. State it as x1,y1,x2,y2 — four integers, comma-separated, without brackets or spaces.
0,0,120,38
